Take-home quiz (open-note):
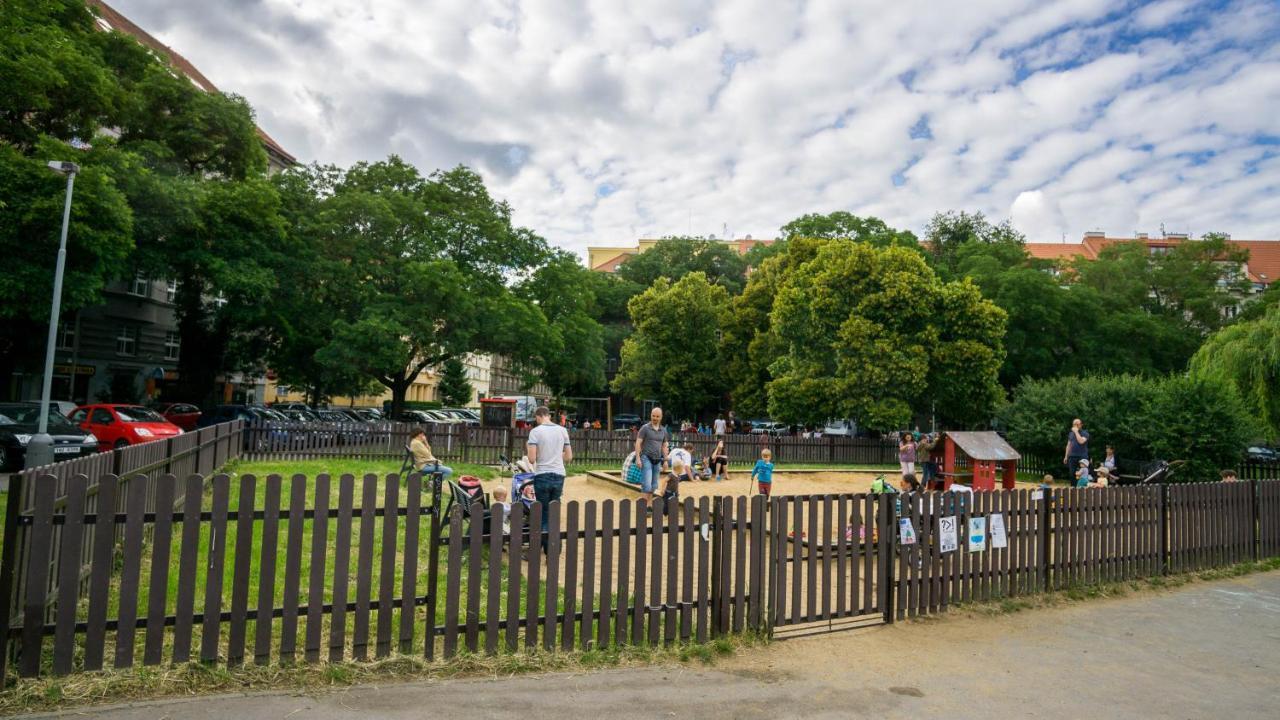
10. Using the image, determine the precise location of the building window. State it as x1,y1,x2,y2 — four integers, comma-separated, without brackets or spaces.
166,279,179,303
56,316,75,351
116,325,138,356
164,331,181,361
129,273,150,297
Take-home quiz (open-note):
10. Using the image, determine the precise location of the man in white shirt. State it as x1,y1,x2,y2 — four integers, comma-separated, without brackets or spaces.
527,406,573,531
713,415,727,437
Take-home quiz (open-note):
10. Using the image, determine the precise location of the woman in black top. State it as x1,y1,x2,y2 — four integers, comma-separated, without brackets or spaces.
709,439,729,482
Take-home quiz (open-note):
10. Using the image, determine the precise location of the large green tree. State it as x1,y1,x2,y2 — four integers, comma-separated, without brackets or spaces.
616,236,749,295
277,159,550,416
924,210,1025,279
1189,306,1280,443
765,241,1006,429
612,272,731,419
518,251,607,399
780,211,920,249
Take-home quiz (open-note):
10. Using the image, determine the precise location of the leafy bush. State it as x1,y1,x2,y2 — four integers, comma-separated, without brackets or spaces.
1000,374,1256,481
1145,375,1258,482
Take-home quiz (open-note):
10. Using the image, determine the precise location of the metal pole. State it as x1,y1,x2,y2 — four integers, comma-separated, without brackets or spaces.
27,169,76,468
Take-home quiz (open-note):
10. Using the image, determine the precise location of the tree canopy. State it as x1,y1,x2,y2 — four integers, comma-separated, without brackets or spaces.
612,272,732,420
1189,306,1280,443
761,240,1006,429
615,236,748,295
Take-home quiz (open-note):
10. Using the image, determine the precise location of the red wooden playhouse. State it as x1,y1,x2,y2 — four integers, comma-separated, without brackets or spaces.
938,431,1021,491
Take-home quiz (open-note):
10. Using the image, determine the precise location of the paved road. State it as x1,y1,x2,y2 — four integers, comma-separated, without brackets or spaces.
33,572,1280,719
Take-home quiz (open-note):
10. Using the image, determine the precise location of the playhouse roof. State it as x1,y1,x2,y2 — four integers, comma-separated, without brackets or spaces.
946,431,1021,462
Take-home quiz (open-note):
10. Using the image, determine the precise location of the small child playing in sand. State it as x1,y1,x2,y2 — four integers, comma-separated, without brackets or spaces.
752,448,775,497
661,462,684,503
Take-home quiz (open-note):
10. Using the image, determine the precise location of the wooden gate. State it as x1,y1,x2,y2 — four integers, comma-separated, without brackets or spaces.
769,494,896,635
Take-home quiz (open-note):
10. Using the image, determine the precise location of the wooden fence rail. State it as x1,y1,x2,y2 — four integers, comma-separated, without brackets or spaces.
2,473,1278,681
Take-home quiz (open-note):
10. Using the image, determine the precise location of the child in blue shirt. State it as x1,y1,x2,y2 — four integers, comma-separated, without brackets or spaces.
752,448,775,497
1075,459,1092,488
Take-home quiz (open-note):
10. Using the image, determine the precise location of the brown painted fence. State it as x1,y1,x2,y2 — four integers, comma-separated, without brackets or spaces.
2,475,1279,681
0,421,244,646
242,420,902,467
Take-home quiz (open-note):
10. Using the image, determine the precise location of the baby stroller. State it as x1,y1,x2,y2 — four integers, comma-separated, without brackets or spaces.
441,475,490,535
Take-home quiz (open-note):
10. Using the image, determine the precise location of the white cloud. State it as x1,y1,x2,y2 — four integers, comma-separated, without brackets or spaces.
107,0,1280,255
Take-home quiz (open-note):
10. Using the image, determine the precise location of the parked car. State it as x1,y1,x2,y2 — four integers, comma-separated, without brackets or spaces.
1246,446,1279,463
155,402,202,431
438,408,481,426
276,408,319,422
750,419,788,437
823,418,858,437
0,402,99,471
70,404,183,450
198,404,292,451
396,410,435,424
612,413,642,430
271,402,314,413
353,407,384,421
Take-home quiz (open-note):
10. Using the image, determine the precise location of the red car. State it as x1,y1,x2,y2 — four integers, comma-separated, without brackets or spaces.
69,404,184,450
155,402,202,431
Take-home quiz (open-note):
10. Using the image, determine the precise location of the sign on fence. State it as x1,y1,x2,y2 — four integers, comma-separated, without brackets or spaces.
990,513,1008,549
899,517,917,545
939,515,958,553
968,516,987,552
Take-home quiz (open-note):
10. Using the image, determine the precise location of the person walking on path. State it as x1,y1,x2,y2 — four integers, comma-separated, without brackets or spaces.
527,406,573,532
635,407,670,504
898,433,917,477
409,428,453,480
1064,418,1090,481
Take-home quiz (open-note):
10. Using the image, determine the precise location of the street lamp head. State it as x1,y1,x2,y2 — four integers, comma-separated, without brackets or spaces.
46,160,80,175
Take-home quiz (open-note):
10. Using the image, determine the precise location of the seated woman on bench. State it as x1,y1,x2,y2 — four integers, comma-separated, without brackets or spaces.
410,427,453,479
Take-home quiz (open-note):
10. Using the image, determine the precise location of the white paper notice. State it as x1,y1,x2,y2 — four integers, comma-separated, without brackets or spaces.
939,516,958,553
899,517,917,545
990,513,1008,549
1031,490,1044,502
968,516,987,552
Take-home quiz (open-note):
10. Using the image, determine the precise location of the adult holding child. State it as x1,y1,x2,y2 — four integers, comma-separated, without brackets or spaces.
635,407,670,504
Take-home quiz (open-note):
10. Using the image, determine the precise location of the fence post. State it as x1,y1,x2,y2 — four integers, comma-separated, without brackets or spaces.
0,473,24,686
1158,484,1169,575
1250,480,1260,562
1039,488,1052,592
880,496,896,625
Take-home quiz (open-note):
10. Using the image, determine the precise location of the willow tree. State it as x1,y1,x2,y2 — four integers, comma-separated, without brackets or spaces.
1189,306,1280,442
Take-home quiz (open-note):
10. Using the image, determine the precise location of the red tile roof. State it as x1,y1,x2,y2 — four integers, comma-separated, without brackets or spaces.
85,0,296,166
1025,235,1280,285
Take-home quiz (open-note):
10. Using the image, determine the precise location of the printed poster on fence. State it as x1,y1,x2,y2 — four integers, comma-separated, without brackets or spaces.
990,513,1008,549
939,515,958,553
898,517,917,545
968,516,987,552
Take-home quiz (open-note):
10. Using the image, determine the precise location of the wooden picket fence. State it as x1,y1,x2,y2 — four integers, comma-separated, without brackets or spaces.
3,474,1279,681
241,420,903,467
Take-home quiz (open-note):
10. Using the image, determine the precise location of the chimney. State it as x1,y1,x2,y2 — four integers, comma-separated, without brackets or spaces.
1084,230,1106,238
1136,232,1148,240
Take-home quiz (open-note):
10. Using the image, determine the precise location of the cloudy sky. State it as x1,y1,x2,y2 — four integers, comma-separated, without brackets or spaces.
109,0,1279,255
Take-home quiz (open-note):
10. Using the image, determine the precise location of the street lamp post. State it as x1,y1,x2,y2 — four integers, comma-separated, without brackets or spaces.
25,161,80,469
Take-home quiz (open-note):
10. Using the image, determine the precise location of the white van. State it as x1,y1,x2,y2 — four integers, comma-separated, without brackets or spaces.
823,419,858,436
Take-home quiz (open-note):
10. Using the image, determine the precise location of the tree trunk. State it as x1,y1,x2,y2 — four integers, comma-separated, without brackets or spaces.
174,275,228,407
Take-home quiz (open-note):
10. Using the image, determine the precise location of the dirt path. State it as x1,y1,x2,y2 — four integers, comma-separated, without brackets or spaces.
37,571,1280,719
